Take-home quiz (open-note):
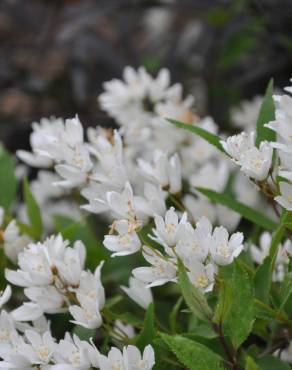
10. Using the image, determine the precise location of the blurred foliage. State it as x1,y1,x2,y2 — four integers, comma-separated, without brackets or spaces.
1,0,292,151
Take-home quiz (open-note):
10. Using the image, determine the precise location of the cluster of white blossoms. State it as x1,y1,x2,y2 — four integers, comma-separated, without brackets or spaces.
5,234,105,330
4,66,292,368
0,307,154,369
222,79,292,216
0,233,155,369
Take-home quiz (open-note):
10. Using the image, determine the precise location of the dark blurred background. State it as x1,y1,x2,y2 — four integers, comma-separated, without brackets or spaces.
1,0,292,153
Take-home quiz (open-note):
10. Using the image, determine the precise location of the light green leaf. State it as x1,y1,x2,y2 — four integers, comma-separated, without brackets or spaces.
223,262,255,349
196,187,277,231
166,118,226,153
135,303,155,350
256,79,275,146
178,259,213,323
246,356,260,370
160,333,224,370
0,146,17,212
23,178,43,239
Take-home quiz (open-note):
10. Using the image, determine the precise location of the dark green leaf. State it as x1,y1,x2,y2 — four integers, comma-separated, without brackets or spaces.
254,213,288,303
0,146,17,212
257,355,290,370
196,188,277,231
160,333,224,370
178,259,213,323
169,296,183,333
135,303,156,350
223,262,255,349
166,119,226,153
254,257,272,304
23,178,43,239
256,79,275,146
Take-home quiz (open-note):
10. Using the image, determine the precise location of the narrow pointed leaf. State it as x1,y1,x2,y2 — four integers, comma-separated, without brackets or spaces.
196,187,277,231
23,178,43,239
167,118,226,153
135,303,155,350
0,146,17,212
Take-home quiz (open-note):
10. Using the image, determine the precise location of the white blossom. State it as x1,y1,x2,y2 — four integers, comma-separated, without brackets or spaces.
121,277,153,309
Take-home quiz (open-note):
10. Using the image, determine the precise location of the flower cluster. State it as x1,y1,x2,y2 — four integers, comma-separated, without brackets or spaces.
2,66,292,369
6,234,105,329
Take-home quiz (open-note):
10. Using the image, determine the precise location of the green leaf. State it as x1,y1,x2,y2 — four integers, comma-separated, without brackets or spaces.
169,296,183,333
223,262,255,349
0,145,17,212
166,119,226,153
257,355,291,370
196,188,277,231
246,356,260,370
135,303,155,350
178,259,213,323
73,325,95,341
214,280,232,325
23,178,43,239
256,79,275,146
160,333,224,370
254,213,288,303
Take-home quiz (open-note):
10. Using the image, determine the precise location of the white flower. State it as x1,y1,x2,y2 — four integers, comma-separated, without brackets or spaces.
121,277,153,309
134,183,166,218
210,227,244,266
124,345,155,370
187,260,215,293
98,346,126,370
113,320,135,340
11,302,44,321
220,132,255,161
138,151,182,194
275,182,292,211
151,207,187,252
3,220,31,264
24,329,56,365
176,216,212,263
0,285,11,308
132,246,177,288
239,141,273,181
69,263,105,329
97,344,155,370
106,182,148,224
265,94,292,153
24,286,67,314
53,332,93,369
55,240,86,286
16,117,65,167
103,220,141,257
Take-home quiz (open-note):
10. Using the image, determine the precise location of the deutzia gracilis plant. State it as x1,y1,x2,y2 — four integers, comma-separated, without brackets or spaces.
1,68,292,370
